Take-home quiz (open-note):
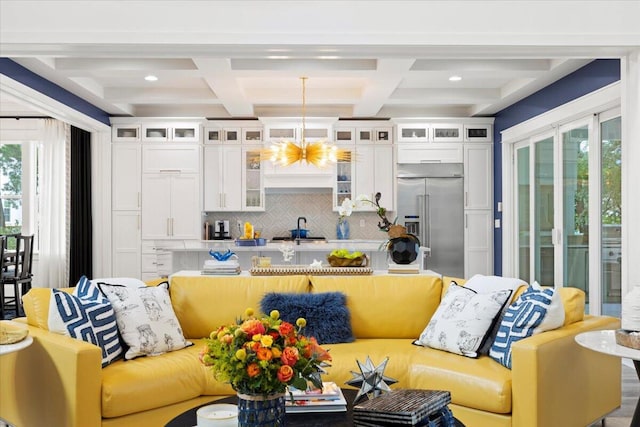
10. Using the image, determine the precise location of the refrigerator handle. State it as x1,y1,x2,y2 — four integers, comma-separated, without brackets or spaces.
425,194,431,249
417,194,430,248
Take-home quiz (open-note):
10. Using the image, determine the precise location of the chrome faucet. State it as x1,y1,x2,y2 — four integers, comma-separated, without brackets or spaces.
296,217,307,245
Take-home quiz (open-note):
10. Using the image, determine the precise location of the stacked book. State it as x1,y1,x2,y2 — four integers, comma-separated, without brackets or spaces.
388,263,420,274
201,259,241,275
285,381,347,413
353,389,453,426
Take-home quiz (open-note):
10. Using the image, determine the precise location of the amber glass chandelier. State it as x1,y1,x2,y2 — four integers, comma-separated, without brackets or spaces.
263,77,350,168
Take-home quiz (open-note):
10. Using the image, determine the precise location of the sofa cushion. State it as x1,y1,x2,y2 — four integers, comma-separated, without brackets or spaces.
309,275,443,339
23,287,73,329
169,274,310,339
47,288,123,367
409,346,512,414
260,291,355,344
317,339,418,388
101,344,206,418
415,283,512,358
559,287,585,325
98,282,192,359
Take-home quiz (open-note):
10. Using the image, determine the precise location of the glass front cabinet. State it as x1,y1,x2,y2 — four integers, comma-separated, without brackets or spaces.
243,146,264,211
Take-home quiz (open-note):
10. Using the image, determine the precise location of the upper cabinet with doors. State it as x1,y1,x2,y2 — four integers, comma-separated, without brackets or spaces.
203,145,243,211
112,143,141,211
334,120,395,212
112,124,141,142
203,120,265,211
463,143,493,210
142,122,201,143
205,122,262,145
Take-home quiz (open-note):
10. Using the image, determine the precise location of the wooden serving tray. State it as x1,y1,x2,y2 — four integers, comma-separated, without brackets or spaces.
250,265,373,276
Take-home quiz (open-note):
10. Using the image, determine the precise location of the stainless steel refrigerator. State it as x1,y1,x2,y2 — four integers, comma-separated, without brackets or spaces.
396,163,464,277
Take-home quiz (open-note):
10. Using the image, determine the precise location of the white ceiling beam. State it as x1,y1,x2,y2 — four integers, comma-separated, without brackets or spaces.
352,59,415,117
192,58,254,117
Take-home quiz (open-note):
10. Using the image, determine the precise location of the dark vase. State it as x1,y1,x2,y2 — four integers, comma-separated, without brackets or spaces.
388,234,420,264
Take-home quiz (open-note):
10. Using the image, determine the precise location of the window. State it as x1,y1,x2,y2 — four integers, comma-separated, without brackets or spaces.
1,141,40,251
0,143,23,239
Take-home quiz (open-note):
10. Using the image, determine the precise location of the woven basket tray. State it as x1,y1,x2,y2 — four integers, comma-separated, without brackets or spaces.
250,265,372,276
326,254,369,267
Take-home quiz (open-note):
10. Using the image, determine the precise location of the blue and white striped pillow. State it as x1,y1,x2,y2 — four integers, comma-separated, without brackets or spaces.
47,276,124,367
489,286,555,369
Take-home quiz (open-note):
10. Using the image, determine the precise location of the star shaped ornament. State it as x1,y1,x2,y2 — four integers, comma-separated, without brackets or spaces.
345,356,397,404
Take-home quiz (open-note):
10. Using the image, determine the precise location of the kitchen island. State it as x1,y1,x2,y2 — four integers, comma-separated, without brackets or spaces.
169,240,427,272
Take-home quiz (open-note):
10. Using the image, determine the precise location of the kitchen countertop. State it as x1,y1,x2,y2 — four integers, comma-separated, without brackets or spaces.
173,240,389,252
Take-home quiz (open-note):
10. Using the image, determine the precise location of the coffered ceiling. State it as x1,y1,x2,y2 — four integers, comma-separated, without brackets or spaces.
1,1,638,121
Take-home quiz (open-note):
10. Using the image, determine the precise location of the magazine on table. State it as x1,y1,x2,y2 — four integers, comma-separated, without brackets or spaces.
285,382,347,413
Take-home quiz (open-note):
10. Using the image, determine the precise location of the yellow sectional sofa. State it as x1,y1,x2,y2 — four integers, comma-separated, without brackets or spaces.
0,273,621,427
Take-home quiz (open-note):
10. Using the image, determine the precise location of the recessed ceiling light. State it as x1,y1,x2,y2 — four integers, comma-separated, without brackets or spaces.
449,75,462,82
144,75,158,82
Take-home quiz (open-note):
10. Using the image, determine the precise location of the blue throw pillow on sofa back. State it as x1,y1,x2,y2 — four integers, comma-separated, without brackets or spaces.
260,292,355,345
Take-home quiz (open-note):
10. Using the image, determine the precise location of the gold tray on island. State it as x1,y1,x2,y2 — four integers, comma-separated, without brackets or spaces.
327,254,368,268
250,264,373,276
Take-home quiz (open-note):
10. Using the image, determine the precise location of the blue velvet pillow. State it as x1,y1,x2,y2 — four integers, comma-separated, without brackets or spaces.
260,292,355,345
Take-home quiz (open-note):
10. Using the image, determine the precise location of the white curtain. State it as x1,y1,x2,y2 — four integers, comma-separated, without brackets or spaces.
35,119,69,288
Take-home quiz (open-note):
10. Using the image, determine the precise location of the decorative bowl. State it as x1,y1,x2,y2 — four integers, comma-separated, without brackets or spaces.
327,254,368,267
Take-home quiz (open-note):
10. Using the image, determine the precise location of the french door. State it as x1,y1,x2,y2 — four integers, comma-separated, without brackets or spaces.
512,110,621,315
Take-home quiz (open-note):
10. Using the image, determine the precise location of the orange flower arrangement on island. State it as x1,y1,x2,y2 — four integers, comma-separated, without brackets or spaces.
199,308,332,396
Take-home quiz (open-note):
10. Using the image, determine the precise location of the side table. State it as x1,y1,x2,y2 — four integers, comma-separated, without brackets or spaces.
575,330,639,427
0,335,32,356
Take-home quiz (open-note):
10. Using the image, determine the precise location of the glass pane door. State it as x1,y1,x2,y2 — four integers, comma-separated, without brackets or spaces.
534,136,555,285
562,126,589,297
516,145,530,282
600,116,622,316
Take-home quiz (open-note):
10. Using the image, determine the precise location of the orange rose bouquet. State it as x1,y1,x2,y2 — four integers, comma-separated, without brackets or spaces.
199,308,332,396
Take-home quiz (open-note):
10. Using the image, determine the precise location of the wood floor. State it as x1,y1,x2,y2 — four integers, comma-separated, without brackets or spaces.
590,360,638,427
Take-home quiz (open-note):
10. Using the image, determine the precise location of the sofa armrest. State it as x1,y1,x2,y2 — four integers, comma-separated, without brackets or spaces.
511,315,621,427
0,323,103,427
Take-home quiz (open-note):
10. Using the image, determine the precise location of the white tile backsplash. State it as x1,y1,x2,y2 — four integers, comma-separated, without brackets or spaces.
204,193,387,240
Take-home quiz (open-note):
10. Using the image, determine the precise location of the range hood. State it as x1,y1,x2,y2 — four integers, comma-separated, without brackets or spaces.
263,161,334,189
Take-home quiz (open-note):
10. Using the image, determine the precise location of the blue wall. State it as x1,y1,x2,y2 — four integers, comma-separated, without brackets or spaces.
0,58,110,126
492,59,621,275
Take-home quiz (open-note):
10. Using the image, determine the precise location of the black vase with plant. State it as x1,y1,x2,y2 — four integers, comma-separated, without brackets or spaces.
360,192,421,264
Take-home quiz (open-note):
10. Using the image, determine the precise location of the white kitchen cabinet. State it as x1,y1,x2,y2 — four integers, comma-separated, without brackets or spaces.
464,143,492,210
142,122,200,143
396,124,429,142
242,128,263,144
203,146,242,211
112,143,141,211
112,211,141,278
396,143,463,164
204,127,223,144
112,125,140,142
355,145,394,212
335,128,355,144
334,145,355,209
141,173,200,239
465,209,493,277
242,146,264,211
142,144,200,174
432,124,463,142
464,125,492,142
355,127,393,144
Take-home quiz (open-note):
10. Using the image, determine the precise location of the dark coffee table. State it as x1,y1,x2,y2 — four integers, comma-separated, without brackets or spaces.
165,388,464,427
